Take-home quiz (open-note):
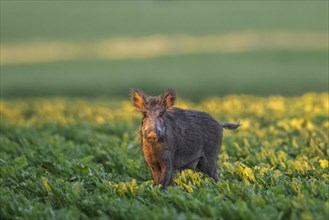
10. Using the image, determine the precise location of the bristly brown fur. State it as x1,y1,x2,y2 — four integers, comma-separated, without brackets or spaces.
131,88,145,112
162,89,176,110
131,88,239,189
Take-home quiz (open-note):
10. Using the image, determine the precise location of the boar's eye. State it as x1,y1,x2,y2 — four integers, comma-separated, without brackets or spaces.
158,110,165,117
142,111,147,117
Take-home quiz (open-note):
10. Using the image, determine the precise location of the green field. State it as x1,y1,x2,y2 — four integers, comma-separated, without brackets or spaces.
1,51,328,100
1,1,328,99
1,94,328,219
1,1,327,43
1,3,328,218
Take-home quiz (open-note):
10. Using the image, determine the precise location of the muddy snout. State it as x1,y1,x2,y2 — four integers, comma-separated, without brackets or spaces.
146,131,158,143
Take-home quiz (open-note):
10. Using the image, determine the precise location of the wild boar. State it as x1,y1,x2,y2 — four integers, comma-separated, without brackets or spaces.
131,89,240,188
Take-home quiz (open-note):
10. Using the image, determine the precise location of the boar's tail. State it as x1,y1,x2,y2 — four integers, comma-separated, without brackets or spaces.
219,121,240,130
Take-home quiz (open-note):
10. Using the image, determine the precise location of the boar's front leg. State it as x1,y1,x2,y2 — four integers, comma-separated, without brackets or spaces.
159,150,174,189
143,143,162,184
149,163,161,185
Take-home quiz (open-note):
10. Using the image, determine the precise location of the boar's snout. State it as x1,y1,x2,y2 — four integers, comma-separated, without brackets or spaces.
143,117,165,143
146,131,158,143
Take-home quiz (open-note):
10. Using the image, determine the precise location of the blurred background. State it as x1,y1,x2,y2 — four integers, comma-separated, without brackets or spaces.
1,1,328,100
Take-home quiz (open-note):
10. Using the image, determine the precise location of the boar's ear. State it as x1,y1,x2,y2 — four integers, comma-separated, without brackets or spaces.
162,89,176,110
131,89,146,111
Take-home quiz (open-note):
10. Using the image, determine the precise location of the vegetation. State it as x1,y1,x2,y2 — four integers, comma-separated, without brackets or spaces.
1,1,328,99
2,1,327,43
1,93,328,219
2,51,328,99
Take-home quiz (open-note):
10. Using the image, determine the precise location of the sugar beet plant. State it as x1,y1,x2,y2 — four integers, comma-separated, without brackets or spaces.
0,93,328,220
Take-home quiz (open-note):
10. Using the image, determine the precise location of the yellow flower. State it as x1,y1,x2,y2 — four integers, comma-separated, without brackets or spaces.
223,162,235,174
292,178,301,193
127,179,138,195
319,159,328,169
258,166,269,176
182,183,193,193
243,167,255,182
41,177,52,192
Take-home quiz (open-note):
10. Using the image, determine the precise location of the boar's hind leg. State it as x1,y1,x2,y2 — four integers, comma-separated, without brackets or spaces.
178,158,199,172
197,156,220,182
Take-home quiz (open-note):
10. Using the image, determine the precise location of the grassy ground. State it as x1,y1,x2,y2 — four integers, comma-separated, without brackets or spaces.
1,51,328,100
1,94,328,219
1,1,327,43
1,1,327,99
